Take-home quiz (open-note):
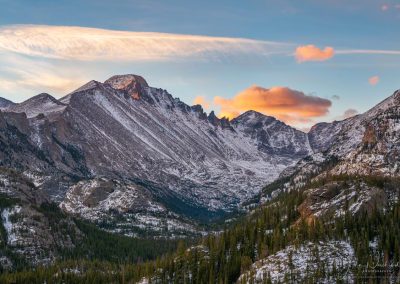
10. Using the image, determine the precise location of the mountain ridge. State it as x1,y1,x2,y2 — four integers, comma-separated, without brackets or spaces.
0,74,318,237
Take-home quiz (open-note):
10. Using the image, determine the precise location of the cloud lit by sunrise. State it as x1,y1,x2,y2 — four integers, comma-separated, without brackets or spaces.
193,96,210,109
0,25,291,62
295,45,335,62
213,86,332,125
368,76,380,86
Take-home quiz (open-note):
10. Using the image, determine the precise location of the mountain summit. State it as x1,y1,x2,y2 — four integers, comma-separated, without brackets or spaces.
104,74,149,100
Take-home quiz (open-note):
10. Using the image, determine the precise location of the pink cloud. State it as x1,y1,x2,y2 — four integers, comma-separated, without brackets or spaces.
193,96,210,109
368,76,380,86
213,86,332,125
295,45,335,63
381,4,389,11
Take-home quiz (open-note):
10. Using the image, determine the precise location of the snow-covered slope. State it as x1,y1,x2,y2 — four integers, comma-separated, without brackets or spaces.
239,241,356,283
0,97,15,110
7,93,67,119
261,89,400,223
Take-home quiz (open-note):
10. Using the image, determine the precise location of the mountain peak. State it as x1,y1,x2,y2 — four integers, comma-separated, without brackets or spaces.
7,93,66,118
104,74,149,101
0,97,15,109
104,74,148,90
231,110,276,125
31,93,59,103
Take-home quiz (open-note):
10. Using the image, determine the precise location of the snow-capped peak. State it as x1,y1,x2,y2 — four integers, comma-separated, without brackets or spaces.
7,93,66,118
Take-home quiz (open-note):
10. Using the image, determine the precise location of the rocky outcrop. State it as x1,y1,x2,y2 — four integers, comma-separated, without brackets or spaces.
0,168,83,269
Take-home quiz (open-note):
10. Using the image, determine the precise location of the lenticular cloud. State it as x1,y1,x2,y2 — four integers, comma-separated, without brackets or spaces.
0,25,291,62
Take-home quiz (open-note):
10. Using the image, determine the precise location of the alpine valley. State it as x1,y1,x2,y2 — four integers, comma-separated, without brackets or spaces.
0,74,399,283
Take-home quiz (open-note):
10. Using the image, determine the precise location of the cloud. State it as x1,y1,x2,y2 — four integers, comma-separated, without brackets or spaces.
0,25,292,62
342,108,358,119
193,96,210,109
331,95,340,100
0,53,87,101
368,75,379,86
381,4,389,11
336,49,400,55
295,45,335,62
213,86,332,125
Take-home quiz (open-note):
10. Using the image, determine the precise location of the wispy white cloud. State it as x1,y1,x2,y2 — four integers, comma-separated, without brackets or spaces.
0,53,87,100
0,25,292,62
0,24,399,104
336,49,400,55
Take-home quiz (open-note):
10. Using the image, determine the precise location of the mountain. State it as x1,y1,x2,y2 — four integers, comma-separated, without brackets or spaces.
0,74,314,237
262,89,400,221
0,167,180,269
0,75,399,282
0,98,15,110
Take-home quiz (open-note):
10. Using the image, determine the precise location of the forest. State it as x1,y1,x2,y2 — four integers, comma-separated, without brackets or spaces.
0,175,399,283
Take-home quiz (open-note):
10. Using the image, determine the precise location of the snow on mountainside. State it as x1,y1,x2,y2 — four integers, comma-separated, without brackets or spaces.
309,89,400,158
7,93,67,119
0,74,315,235
261,89,400,223
0,97,15,110
275,89,400,185
0,168,83,267
239,241,356,283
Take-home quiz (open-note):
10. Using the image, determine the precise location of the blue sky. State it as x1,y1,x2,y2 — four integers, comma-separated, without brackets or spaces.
0,0,399,129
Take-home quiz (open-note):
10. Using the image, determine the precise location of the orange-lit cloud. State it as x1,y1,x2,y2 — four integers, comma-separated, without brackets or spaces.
0,25,291,62
213,86,331,124
368,76,379,86
193,96,210,109
295,45,335,62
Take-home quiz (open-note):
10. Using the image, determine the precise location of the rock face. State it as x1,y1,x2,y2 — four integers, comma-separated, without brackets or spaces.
0,74,316,235
0,168,83,268
239,241,356,283
262,89,400,222
297,180,388,225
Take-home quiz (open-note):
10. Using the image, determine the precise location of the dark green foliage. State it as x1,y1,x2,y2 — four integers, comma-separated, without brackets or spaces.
37,202,185,264
66,218,185,263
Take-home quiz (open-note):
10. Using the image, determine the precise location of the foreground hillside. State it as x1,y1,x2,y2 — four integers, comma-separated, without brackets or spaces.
1,173,399,283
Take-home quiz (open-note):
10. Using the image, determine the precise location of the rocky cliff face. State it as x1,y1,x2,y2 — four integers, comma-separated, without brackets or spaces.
262,89,400,222
0,167,83,269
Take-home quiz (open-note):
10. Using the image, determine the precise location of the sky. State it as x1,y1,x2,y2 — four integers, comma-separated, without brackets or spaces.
0,0,399,130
